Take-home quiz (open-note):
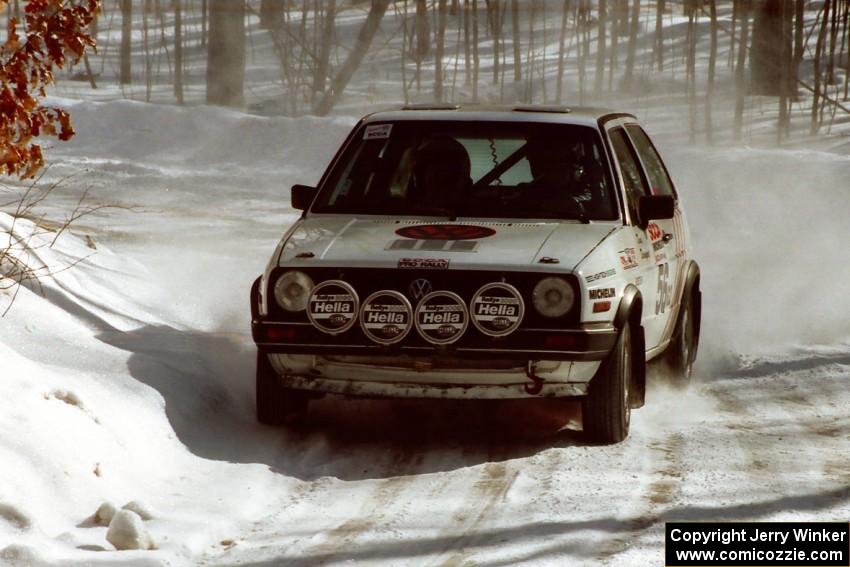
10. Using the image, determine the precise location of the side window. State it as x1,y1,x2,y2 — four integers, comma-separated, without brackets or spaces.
608,128,649,221
626,125,676,197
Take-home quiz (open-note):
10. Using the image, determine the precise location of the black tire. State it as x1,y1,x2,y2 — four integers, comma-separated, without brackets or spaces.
582,324,631,444
256,349,308,426
664,290,698,387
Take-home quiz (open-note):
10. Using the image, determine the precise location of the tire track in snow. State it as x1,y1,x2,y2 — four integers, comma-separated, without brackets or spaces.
593,431,685,563
431,461,518,567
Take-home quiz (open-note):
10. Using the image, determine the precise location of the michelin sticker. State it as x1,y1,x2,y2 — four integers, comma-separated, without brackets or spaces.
307,280,359,334
360,290,413,345
470,283,524,337
414,291,468,345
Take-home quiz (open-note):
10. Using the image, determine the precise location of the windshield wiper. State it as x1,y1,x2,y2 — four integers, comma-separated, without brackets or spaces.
507,208,589,224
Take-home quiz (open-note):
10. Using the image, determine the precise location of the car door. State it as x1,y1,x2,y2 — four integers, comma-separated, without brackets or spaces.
605,123,675,352
623,124,686,349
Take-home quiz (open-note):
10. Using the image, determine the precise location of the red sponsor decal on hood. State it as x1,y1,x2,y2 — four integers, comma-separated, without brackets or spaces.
395,224,496,240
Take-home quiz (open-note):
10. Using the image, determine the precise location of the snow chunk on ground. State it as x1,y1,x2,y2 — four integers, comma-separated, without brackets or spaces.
106,509,155,551
122,500,154,521
0,503,31,531
94,501,117,526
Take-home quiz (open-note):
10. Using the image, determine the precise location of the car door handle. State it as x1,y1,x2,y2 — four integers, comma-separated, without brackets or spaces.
662,232,673,243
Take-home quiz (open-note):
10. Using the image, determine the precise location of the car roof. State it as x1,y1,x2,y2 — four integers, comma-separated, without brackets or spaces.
362,103,636,128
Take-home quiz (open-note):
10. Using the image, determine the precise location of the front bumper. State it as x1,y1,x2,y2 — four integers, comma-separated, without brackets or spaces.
252,321,618,362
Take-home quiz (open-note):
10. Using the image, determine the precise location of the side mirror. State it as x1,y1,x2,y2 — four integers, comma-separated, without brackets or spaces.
291,184,316,211
638,195,674,227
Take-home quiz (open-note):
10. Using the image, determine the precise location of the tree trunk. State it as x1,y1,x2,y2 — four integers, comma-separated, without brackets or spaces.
734,0,750,140
794,0,804,70
653,0,663,71
811,0,831,134
206,0,246,107
174,0,183,104
511,0,521,85
314,0,390,115
490,0,501,84
750,0,785,95
778,0,791,141
594,0,606,96
463,0,471,85
686,2,696,142
435,0,447,101
705,0,717,144
623,0,640,89
556,0,570,103
314,0,336,96
120,0,132,85
472,0,480,100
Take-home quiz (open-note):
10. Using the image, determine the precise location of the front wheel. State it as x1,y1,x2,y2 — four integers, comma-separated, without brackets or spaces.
582,324,632,444
256,349,309,426
664,289,699,387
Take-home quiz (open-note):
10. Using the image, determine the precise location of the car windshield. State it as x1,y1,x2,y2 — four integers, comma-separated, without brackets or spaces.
312,121,618,221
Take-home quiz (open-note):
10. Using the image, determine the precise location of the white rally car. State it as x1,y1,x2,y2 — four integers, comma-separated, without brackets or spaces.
250,104,700,443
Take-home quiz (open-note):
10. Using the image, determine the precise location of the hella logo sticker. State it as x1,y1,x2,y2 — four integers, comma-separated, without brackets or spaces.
360,290,413,345
414,291,468,345
307,280,359,334
470,283,524,337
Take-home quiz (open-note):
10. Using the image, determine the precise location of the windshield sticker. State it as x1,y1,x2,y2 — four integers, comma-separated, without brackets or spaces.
364,124,392,140
619,248,639,270
396,224,496,240
586,268,616,283
398,258,450,270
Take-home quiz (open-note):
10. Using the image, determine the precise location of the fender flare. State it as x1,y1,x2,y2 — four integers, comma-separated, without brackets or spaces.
250,276,261,320
613,284,642,330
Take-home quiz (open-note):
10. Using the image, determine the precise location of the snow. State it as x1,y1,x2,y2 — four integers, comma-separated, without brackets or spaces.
1,5,850,565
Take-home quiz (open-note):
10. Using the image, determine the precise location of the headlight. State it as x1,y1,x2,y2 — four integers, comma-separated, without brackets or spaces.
532,276,575,318
274,270,314,312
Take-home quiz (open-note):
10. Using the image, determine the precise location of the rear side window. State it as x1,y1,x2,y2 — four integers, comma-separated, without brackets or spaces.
625,125,676,197
608,128,648,221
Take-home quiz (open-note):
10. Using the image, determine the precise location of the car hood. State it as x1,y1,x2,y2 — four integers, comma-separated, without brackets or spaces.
278,216,617,271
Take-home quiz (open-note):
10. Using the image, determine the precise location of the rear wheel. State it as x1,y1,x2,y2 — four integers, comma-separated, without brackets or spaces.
582,324,631,444
664,290,698,387
256,349,309,425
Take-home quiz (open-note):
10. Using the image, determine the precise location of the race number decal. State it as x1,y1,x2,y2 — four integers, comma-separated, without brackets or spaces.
655,263,670,315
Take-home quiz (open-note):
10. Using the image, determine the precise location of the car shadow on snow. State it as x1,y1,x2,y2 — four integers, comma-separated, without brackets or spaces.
97,324,588,481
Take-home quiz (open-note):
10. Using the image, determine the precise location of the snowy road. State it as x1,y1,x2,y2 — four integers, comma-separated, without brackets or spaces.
1,101,848,566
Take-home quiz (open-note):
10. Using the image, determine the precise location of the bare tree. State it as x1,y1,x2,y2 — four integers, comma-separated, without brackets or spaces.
120,0,132,85
555,0,571,103
706,0,717,144
734,0,750,140
811,0,831,134
174,0,183,104
313,0,336,97
623,0,640,89
653,0,663,71
511,0,521,88
472,0,480,101
435,0,448,101
314,0,391,115
206,0,246,107
594,0,606,96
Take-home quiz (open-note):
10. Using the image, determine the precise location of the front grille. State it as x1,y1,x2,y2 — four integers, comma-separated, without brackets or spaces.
266,267,580,342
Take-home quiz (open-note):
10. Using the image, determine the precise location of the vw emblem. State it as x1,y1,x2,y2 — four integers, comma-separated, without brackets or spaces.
409,278,432,301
